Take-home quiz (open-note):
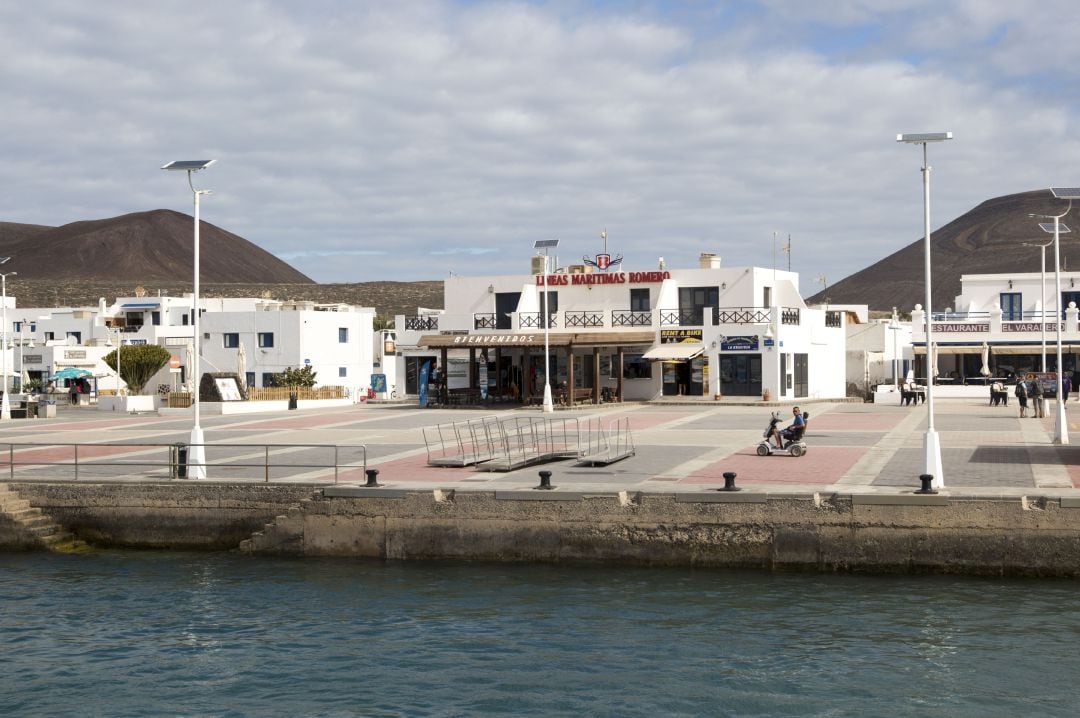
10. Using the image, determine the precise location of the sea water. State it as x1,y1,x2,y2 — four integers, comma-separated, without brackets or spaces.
1,551,1077,717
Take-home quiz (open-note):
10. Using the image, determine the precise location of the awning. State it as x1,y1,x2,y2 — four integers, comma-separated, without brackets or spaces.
641,342,705,361
915,344,1080,355
417,330,655,349
120,303,160,308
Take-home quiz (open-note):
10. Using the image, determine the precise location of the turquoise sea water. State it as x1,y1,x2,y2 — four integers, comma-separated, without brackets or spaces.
1,552,1078,717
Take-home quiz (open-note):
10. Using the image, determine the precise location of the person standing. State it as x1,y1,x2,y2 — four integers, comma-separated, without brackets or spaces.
1063,374,1073,405
1031,377,1045,419
1015,378,1028,418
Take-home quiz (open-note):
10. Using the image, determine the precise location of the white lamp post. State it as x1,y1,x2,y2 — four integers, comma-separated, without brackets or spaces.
533,239,559,413
889,307,902,390
1033,186,1080,444
162,160,216,478
897,131,952,490
1022,240,1053,371
106,327,123,397
0,260,15,421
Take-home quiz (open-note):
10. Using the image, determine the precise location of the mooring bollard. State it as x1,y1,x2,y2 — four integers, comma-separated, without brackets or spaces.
364,468,382,487
719,471,740,492
535,470,555,490
914,473,937,494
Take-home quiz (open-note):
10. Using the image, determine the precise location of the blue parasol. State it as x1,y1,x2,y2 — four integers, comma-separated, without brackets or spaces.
51,368,92,380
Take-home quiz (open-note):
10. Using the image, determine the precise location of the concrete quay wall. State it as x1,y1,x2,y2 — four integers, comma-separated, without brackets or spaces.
8,483,1080,575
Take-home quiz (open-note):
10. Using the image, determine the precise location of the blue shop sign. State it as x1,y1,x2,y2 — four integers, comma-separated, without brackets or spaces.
720,335,760,351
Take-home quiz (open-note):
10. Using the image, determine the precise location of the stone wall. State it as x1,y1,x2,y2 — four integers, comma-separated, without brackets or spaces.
8,483,1080,576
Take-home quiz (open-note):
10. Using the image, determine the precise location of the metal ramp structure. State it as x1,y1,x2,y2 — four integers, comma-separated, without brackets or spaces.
423,416,502,467
577,416,635,466
425,415,588,472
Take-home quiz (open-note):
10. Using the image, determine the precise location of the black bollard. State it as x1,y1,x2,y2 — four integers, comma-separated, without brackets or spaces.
914,473,938,495
719,471,741,492
364,468,382,488
535,470,555,490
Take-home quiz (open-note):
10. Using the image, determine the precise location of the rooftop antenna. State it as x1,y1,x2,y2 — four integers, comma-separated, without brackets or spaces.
784,234,792,272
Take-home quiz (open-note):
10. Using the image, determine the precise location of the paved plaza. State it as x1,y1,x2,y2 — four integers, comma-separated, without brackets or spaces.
2,397,1080,495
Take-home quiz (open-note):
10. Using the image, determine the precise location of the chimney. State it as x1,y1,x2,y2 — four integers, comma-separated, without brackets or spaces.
699,253,721,269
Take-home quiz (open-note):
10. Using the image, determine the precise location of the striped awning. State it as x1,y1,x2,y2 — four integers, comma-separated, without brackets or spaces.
641,342,705,361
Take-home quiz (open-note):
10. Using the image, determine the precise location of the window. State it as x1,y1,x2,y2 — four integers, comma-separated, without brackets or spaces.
245,372,255,388
621,353,652,379
13,321,20,333
339,367,347,377
262,372,277,387
258,332,274,348
630,288,650,312
181,313,189,325
1000,292,1022,321
678,286,720,325
223,333,239,348
151,311,161,326
44,332,54,341
66,331,81,343
338,327,348,343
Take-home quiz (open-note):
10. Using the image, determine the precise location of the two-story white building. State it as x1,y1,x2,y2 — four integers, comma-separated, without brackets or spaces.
910,271,1080,387
387,253,847,403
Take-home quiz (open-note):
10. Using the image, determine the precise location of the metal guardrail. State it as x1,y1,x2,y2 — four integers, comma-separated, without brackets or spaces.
611,309,653,327
0,442,367,483
405,315,439,331
564,310,604,328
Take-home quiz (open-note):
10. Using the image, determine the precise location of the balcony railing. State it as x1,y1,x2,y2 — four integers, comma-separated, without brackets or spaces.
564,310,604,328
611,309,653,327
519,312,557,329
474,313,497,330
716,307,771,324
825,311,843,328
405,315,439,331
781,307,800,325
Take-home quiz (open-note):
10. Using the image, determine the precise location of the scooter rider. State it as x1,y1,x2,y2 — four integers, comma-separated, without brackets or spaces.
771,406,804,448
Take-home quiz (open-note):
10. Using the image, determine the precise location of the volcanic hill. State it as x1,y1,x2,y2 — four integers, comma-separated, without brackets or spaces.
808,190,1077,312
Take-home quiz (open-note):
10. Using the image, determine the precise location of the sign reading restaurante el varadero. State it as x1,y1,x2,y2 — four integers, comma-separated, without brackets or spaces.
536,271,671,286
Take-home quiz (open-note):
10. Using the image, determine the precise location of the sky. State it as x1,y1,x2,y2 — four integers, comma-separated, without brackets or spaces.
3,1,1080,293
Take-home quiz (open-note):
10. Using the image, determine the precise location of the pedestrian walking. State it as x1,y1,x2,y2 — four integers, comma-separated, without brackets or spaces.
1015,378,1028,418
1031,377,1045,418
1064,374,1073,405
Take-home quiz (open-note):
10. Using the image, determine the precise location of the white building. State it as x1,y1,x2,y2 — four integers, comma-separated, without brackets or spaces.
8,294,375,399
910,271,1080,385
387,253,847,403
201,300,376,396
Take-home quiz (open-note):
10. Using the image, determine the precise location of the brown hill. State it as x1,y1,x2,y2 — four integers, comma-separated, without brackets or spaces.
0,209,313,284
808,190,1077,312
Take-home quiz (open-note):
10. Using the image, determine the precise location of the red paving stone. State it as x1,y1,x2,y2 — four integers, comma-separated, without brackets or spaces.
374,453,481,482
28,417,169,432
604,411,692,431
807,413,906,431
680,446,867,485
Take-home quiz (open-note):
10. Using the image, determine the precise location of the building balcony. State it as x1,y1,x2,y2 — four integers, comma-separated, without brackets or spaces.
911,304,1080,342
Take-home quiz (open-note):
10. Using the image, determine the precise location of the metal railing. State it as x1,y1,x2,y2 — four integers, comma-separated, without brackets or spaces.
564,310,604,328
473,313,497,329
825,311,843,328
611,309,653,327
519,312,557,329
0,441,367,484
781,307,801,325
405,315,439,331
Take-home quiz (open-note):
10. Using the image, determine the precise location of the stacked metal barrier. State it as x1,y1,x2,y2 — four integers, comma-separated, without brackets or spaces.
578,416,635,466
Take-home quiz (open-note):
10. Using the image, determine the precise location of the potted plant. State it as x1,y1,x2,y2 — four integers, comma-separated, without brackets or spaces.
762,388,772,402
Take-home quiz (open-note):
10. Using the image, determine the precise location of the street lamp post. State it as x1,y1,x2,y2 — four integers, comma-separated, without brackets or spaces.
889,308,902,390
533,239,559,413
106,327,123,397
0,259,15,422
897,131,952,490
1033,186,1080,444
1022,240,1053,371
162,160,216,478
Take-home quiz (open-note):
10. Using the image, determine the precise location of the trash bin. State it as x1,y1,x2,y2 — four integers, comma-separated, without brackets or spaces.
288,392,298,410
171,442,188,479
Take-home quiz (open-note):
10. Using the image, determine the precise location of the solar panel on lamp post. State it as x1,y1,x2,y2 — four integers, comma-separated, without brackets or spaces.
1031,184,1080,444
897,132,952,490
0,258,13,422
161,160,216,478
533,239,559,413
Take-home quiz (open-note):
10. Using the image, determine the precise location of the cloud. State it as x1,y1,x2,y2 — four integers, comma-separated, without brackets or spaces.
0,0,1078,298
